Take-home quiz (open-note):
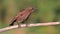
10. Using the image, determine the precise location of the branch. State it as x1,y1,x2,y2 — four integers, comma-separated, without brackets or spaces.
0,22,60,33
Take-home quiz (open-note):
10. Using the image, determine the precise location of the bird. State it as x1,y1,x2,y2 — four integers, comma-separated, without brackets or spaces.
9,7,36,27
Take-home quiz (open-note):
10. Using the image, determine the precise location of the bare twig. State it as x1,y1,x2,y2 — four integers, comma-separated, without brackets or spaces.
0,22,60,33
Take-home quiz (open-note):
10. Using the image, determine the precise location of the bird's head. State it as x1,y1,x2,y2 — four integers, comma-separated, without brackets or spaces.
26,7,37,13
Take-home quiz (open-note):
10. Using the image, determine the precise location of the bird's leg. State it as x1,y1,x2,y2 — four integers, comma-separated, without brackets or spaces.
17,21,21,28
26,22,29,27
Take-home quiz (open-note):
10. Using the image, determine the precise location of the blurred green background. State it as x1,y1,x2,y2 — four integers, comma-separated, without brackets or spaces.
0,0,60,34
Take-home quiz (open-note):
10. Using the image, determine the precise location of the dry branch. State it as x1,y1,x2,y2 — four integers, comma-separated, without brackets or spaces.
0,22,60,33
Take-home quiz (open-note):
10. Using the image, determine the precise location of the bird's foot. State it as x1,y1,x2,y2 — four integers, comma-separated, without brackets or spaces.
18,24,21,28
26,23,29,27
17,21,21,28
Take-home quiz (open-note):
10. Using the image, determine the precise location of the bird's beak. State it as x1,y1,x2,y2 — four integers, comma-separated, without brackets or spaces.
31,8,38,12
33,8,38,11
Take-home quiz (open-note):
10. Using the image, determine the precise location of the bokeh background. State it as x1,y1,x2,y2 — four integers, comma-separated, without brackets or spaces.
0,0,60,34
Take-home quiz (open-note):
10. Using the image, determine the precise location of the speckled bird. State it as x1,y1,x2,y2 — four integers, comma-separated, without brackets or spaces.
9,7,36,27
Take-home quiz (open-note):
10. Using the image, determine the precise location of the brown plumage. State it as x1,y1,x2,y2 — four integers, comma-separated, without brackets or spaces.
9,7,36,26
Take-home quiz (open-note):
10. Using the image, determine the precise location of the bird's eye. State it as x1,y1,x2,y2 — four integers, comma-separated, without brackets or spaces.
32,8,34,10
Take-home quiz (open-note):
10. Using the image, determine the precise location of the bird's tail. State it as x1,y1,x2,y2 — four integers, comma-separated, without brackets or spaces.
9,19,17,26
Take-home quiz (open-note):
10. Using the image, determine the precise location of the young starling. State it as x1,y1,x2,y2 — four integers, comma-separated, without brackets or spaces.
9,7,36,27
